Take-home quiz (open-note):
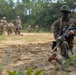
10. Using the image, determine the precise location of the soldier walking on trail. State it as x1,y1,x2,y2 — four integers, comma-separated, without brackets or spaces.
3,17,8,26
2,17,8,32
35,24,39,32
48,5,76,67
14,16,22,35
6,21,14,36
0,20,4,35
50,25,54,33
27,25,32,32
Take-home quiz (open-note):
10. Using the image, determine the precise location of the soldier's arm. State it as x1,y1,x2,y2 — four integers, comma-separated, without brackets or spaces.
68,18,76,36
53,20,61,40
19,19,22,25
73,20,76,35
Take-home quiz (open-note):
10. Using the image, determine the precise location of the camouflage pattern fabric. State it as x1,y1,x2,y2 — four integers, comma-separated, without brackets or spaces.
27,25,32,32
3,19,8,32
35,25,39,32
53,18,76,51
6,22,14,35
0,20,4,35
14,18,22,35
48,5,76,69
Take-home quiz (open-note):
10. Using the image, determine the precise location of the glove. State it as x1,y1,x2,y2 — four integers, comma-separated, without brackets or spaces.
68,30,75,35
57,36,62,41
57,36,66,41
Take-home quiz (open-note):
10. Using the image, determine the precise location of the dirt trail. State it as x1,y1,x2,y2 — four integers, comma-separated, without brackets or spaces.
0,33,76,75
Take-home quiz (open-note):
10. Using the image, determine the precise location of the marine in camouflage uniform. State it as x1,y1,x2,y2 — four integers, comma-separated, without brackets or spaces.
14,16,22,35
27,25,32,32
48,5,76,67
0,20,4,35
35,24,39,32
50,25,54,33
6,21,14,36
2,17,8,33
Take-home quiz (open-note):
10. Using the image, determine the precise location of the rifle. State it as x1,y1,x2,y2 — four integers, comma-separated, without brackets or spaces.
52,25,74,52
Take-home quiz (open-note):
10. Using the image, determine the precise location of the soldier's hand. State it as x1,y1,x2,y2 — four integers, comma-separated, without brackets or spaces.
68,30,75,35
57,36,66,41
57,36,62,41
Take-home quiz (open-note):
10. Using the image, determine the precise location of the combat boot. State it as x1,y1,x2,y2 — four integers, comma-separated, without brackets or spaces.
48,52,57,62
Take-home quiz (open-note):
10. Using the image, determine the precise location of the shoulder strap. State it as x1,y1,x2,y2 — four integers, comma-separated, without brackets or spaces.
59,18,62,30
59,18,75,29
70,18,75,25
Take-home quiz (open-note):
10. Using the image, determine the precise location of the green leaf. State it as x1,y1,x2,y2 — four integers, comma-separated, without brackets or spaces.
7,70,16,75
34,70,43,75
15,70,24,75
64,58,71,65
26,68,32,75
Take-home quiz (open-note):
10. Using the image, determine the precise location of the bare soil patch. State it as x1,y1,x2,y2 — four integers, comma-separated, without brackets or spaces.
0,33,76,75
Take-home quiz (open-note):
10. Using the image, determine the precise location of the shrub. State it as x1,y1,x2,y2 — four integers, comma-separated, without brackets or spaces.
7,68,43,75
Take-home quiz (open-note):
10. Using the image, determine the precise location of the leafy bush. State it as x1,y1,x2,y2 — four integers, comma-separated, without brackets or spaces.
7,68,43,75
64,55,76,66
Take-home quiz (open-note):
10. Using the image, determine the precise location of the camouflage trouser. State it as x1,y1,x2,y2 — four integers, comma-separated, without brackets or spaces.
59,37,74,58
0,30,3,35
0,28,3,35
60,41,71,58
14,28,21,35
36,29,39,32
7,29,13,35
66,36,74,53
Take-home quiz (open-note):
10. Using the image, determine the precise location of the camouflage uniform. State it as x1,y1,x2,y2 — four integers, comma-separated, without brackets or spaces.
0,20,4,35
53,5,76,54
2,17,8,33
27,25,32,32
6,22,14,35
50,25,54,33
48,5,76,67
35,25,39,32
14,16,22,35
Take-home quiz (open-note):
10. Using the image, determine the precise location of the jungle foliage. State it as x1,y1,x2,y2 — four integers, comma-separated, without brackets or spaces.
0,0,76,31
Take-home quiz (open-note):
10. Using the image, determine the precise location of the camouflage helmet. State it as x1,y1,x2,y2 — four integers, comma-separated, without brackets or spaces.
17,16,20,19
3,17,6,20
59,5,71,13
28,25,31,27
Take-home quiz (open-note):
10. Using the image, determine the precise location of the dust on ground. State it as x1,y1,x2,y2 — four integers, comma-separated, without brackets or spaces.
0,33,76,75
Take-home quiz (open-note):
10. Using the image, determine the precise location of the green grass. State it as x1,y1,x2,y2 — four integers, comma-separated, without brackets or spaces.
21,28,50,33
0,35,6,41
21,29,28,32
7,68,43,75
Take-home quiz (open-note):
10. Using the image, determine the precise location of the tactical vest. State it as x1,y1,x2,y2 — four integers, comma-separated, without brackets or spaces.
59,18,75,30
59,18,75,35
